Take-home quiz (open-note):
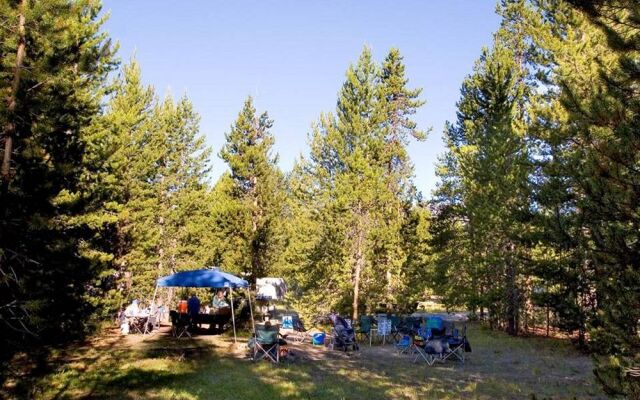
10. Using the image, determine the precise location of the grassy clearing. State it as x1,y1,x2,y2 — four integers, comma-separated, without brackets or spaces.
5,323,606,400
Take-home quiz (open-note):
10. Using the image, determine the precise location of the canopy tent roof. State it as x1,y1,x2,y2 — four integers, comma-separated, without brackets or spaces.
156,268,248,289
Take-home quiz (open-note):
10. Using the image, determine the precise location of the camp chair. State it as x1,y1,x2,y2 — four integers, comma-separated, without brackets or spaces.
399,316,420,336
130,316,146,334
291,317,313,344
170,311,192,339
253,324,281,363
281,315,294,330
143,313,159,335
442,325,468,363
389,315,402,342
410,326,430,351
356,315,374,346
395,334,412,354
375,315,394,344
412,327,441,365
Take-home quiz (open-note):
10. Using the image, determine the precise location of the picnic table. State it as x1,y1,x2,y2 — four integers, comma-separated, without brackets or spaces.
193,308,232,333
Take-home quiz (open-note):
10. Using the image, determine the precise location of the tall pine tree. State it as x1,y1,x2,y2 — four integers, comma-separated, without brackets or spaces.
0,0,116,359
298,47,427,319
432,29,531,334
218,97,284,281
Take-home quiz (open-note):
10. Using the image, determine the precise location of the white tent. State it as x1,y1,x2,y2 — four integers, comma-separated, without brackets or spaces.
256,277,287,301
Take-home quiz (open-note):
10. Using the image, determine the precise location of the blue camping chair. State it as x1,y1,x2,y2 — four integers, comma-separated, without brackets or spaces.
412,319,451,366
411,327,436,364
395,334,412,354
442,325,469,363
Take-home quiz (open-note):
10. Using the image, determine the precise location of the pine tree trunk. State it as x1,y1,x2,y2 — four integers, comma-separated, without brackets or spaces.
546,304,550,337
353,227,364,322
523,276,533,334
157,215,165,274
352,243,362,322
383,129,401,304
505,241,519,336
352,207,368,322
1,0,27,188
250,175,261,280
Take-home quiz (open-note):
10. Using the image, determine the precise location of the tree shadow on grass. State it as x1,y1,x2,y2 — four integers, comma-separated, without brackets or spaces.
20,323,607,400
55,334,219,399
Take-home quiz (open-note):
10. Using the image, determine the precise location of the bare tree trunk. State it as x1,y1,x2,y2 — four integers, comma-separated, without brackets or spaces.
546,304,550,337
523,276,533,334
250,175,262,281
157,214,165,303
1,0,27,187
352,226,364,322
505,247,519,336
351,205,368,322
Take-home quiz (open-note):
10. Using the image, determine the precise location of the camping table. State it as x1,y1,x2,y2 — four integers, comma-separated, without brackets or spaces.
193,311,231,333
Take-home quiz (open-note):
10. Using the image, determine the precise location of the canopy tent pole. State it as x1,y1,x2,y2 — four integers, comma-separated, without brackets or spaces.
230,287,237,343
247,286,255,334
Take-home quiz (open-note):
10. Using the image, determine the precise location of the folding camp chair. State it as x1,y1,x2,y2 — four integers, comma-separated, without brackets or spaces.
130,316,146,334
253,323,281,363
290,317,313,344
411,327,431,360
170,311,192,339
389,315,402,343
399,316,421,337
412,327,446,366
414,341,446,366
143,313,159,335
395,334,412,354
442,325,468,363
356,315,374,346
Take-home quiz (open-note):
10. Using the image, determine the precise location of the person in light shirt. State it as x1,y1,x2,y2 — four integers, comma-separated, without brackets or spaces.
124,299,139,317
212,290,229,309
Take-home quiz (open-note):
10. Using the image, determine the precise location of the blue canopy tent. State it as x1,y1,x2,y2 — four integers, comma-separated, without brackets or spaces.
157,268,249,289
154,267,254,343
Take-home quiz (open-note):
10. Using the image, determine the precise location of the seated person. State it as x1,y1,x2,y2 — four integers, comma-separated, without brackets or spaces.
212,290,229,309
177,298,188,314
187,293,200,319
124,299,139,317
136,302,150,317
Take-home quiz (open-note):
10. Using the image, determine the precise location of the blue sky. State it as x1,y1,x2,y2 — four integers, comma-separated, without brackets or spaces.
102,1,501,197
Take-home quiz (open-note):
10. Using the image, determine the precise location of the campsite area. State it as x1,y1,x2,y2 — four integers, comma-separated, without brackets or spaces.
7,323,604,400
1,0,638,398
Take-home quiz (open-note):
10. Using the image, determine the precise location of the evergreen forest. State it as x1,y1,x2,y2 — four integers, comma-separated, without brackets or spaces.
0,0,638,397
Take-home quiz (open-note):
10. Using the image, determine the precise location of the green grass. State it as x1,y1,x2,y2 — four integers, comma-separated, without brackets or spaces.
5,323,606,400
